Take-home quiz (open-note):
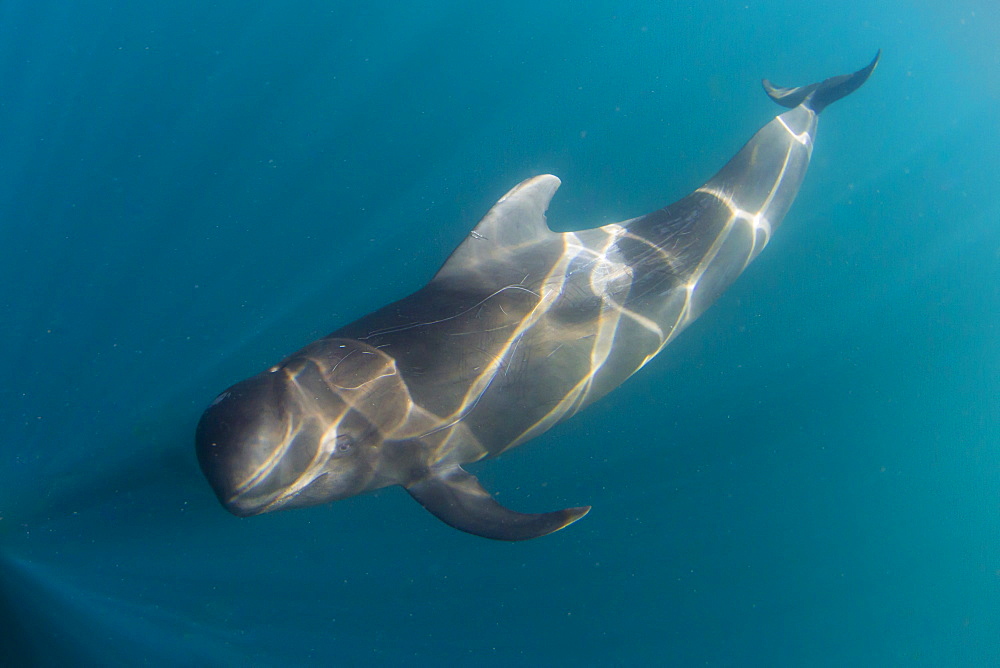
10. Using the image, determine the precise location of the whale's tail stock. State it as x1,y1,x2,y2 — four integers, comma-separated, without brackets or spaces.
763,50,881,113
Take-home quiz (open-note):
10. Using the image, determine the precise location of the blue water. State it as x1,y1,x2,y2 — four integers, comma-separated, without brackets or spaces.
2,1,998,665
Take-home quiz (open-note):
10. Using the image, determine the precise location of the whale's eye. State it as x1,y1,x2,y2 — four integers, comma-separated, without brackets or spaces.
333,433,354,455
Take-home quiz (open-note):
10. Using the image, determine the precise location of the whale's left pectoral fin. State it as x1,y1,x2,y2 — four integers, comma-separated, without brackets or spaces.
405,466,590,541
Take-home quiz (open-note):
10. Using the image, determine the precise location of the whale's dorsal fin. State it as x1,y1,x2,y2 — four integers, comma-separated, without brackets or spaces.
405,465,590,541
433,174,560,283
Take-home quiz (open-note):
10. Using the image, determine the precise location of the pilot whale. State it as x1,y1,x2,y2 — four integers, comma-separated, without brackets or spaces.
197,53,879,540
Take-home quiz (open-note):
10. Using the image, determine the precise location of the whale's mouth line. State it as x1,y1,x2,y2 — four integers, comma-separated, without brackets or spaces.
228,471,332,517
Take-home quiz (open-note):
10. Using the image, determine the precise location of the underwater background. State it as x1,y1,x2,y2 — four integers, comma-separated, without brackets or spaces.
1,0,998,665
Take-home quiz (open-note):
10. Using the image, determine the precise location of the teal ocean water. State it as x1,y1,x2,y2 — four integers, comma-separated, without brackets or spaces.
2,1,998,665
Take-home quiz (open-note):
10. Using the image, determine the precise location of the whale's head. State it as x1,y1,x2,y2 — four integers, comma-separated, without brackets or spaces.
196,341,410,517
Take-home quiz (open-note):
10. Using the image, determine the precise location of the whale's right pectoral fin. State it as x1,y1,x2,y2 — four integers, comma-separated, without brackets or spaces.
405,466,590,541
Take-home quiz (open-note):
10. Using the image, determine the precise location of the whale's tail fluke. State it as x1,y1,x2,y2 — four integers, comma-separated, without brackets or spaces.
763,50,880,113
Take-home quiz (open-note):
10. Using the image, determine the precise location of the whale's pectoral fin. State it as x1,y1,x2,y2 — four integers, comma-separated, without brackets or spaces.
405,466,590,541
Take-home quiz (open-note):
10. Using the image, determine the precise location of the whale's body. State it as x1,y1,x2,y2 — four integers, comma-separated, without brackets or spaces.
197,54,879,540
